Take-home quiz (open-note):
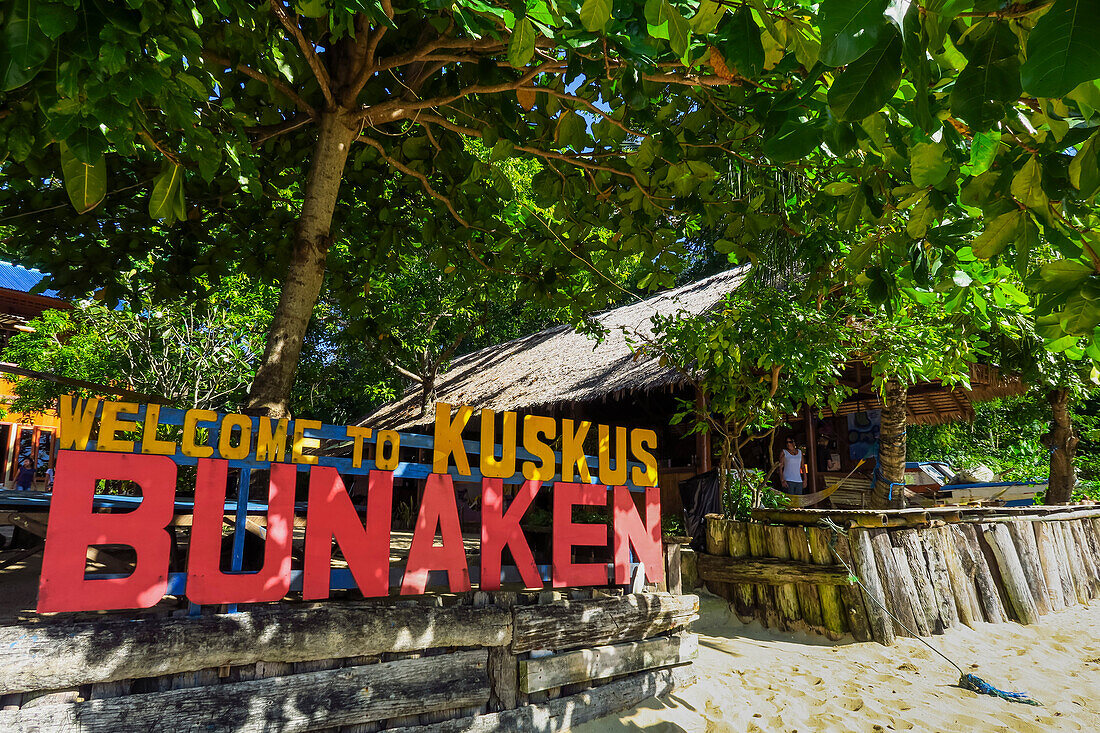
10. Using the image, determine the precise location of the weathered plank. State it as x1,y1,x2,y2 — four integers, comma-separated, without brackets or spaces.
664,543,683,595
920,525,959,630
703,515,731,600
806,526,847,640
0,603,510,696
695,554,853,586
764,525,804,629
724,521,758,622
1033,521,1068,612
510,593,698,654
867,529,918,638
956,524,1007,624
848,528,894,645
519,634,697,694
890,546,929,637
894,529,943,634
1005,521,1052,615
1074,519,1100,596
386,666,695,733
981,524,1040,625
933,526,981,628
0,651,489,733
1054,520,1089,605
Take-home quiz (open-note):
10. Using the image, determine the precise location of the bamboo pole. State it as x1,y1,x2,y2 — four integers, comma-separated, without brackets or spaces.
806,527,848,640
848,528,895,645
981,524,1040,625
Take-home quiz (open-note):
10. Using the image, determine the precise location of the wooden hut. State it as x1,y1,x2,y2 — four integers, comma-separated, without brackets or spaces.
362,268,1029,514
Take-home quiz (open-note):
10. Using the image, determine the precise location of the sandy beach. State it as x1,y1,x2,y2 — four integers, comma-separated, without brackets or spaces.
579,591,1100,732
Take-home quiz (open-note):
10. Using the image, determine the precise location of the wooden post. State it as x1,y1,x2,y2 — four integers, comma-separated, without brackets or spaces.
804,404,818,495
664,542,683,595
890,545,930,637
806,527,848,640
747,522,782,630
764,525,804,630
955,525,1007,624
725,521,758,623
786,526,825,634
981,524,1040,625
920,526,960,631
1070,520,1100,597
894,529,944,634
868,529,919,637
1033,521,1068,612
1005,522,1052,615
848,528,895,645
703,515,731,601
1053,520,1088,605
831,530,872,642
937,526,981,628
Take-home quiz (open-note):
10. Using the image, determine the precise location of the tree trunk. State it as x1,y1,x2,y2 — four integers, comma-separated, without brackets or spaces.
1044,388,1078,504
872,379,907,509
247,111,358,418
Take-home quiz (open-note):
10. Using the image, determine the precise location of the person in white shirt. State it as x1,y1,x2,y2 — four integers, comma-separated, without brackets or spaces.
779,438,806,494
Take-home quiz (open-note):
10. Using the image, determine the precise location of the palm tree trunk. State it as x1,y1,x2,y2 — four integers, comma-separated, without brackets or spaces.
872,379,907,509
1043,388,1078,504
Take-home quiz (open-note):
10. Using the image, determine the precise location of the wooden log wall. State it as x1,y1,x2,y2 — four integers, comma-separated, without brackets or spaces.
0,592,699,733
700,507,1100,646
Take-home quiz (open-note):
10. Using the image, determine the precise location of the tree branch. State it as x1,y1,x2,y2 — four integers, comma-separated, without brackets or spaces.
358,133,470,228
268,0,335,110
202,50,317,120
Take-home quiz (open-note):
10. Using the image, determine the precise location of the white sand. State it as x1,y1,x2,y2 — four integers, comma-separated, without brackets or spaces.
578,591,1100,732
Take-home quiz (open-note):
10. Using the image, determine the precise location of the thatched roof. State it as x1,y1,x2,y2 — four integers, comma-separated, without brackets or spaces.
361,266,751,431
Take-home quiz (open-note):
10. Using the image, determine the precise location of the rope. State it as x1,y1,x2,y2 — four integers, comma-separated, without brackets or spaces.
819,517,1042,707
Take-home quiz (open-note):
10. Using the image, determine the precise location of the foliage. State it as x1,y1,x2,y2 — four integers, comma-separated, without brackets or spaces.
723,467,788,521
6,281,272,412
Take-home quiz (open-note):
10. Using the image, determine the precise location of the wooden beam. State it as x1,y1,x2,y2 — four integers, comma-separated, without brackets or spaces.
510,593,697,654
696,553,852,586
0,603,511,696
519,634,696,694
0,363,170,404
0,651,489,733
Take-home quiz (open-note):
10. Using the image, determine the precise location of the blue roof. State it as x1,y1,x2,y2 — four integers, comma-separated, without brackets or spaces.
0,261,61,298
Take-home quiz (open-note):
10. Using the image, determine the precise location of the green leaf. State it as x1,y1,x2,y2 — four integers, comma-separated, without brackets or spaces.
555,110,587,149
828,26,903,121
579,0,613,32
763,117,824,162
910,142,950,188
1061,292,1100,334
819,0,889,67
508,17,536,68
971,209,1023,259
36,3,77,39
1069,132,1100,196
150,163,184,222
0,0,52,91
1021,0,1100,99
1011,156,1049,210
690,0,726,34
906,195,938,238
664,1,691,57
824,181,858,196
1037,259,1094,292
721,7,764,80
950,21,1021,132
837,185,868,230
966,131,1000,175
59,142,106,214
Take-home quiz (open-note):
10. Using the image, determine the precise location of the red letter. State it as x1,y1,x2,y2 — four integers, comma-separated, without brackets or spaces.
38,451,177,613
612,485,663,584
304,467,393,599
480,478,542,590
401,473,471,594
186,459,295,604
552,482,608,588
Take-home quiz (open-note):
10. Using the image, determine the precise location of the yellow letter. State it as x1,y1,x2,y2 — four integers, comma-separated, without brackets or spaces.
292,419,321,464
141,404,177,455
218,413,253,460
346,425,373,468
598,424,629,486
256,417,289,462
59,395,99,450
376,430,400,470
522,414,557,481
433,402,473,475
561,419,592,483
182,409,217,458
630,429,658,487
480,409,517,478
97,401,139,452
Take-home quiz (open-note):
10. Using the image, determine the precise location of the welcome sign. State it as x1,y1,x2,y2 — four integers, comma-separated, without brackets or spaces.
37,397,664,613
